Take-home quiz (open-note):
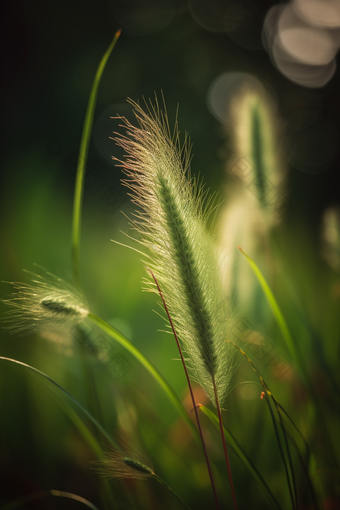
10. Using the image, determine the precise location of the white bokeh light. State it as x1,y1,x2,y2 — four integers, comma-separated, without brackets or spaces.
293,0,340,29
278,4,337,65
262,1,340,87
207,72,264,124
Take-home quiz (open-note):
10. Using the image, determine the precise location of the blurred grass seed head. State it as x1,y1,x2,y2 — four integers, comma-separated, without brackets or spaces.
2,270,89,335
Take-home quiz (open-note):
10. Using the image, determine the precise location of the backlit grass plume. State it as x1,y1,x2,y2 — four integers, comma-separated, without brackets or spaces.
95,446,192,510
96,448,155,481
113,98,233,409
2,269,89,335
228,81,286,221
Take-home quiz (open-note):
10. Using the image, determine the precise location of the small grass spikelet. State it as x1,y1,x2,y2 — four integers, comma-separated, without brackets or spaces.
94,446,154,481
113,97,233,407
1,269,89,335
94,445,192,510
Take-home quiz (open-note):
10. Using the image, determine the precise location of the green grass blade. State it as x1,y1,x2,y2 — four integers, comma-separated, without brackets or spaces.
239,248,339,469
199,405,282,510
0,357,119,509
238,247,296,362
225,341,297,508
87,313,199,441
226,341,322,509
0,357,195,509
1,490,99,510
0,356,117,451
153,475,193,510
275,404,321,510
263,390,297,510
72,30,121,282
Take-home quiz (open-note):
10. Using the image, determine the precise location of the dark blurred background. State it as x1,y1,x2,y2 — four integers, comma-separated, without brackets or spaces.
1,0,339,240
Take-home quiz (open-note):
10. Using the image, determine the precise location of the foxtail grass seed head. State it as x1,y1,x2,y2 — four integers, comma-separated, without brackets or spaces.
1,269,89,335
94,448,154,481
228,81,286,218
113,97,233,407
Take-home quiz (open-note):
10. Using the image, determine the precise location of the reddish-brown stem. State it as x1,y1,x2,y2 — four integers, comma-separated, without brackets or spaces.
213,378,238,510
148,268,220,510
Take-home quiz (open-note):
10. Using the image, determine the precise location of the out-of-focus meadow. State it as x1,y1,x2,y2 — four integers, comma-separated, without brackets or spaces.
1,1,340,509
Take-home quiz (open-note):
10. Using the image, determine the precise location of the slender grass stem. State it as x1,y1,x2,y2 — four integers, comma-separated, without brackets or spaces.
72,29,121,283
153,475,193,510
212,377,238,510
87,313,199,441
1,490,99,510
79,336,104,427
69,33,121,509
238,247,295,362
148,268,220,510
239,246,339,467
0,356,116,447
199,405,283,510
1,357,189,510
277,407,298,510
263,390,296,510
225,341,319,510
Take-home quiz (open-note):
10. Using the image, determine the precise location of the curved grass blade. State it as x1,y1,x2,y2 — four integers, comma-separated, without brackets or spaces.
72,29,121,282
238,247,296,362
87,313,199,442
276,407,298,510
274,403,321,510
1,357,191,509
152,475,192,510
226,342,321,510
148,268,220,510
199,405,282,510
0,358,117,509
227,341,297,509
0,356,116,450
1,490,99,510
238,247,338,468
282,276,340,400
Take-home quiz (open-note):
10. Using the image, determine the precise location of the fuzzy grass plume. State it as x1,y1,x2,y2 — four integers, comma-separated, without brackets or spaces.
95,444,192,510
95,447,154,481
1,269,89,335
113,98,233,408
228,81,286,219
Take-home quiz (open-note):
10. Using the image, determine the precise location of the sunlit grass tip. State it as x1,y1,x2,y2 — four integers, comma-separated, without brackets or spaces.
1,268,89,335
112,96,234,408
